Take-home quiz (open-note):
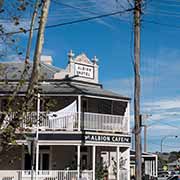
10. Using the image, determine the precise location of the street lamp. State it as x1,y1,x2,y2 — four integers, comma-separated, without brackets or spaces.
160,135,178,153
140,114,152,152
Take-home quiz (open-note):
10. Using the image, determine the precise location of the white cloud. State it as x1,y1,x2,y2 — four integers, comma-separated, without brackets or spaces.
103,77,133,97
148,124,178,132
147,125,180,151
142,98,180,124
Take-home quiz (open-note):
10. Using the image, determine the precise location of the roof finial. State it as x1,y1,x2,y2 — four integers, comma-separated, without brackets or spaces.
68,49,75,62
92,55,98,65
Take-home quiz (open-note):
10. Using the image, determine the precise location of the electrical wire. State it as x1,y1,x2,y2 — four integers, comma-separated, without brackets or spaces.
50,0,133,26
2,7,134,36
147,118,180,130
148,141,180,149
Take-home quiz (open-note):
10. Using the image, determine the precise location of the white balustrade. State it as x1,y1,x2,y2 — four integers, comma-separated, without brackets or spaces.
0,170,93,180
0,112,129,133
83,112,128,133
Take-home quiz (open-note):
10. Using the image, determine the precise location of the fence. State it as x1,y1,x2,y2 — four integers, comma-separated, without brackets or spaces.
0,170,93,180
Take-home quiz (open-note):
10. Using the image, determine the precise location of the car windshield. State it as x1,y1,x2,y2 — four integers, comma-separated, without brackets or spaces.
168,176,180,180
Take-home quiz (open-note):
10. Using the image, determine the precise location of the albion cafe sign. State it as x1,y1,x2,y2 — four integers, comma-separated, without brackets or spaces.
84,134,131,143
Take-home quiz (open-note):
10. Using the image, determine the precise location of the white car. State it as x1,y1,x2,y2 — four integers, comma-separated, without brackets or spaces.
167,175,180,180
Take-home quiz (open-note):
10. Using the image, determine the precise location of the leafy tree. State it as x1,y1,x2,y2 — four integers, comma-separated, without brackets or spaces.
0,0,50,154
168,151,180,163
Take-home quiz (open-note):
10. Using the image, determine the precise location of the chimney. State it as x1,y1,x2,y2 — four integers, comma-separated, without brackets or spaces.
40,55,53,65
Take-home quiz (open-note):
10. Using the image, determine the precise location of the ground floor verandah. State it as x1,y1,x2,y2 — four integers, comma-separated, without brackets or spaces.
0,143,130,180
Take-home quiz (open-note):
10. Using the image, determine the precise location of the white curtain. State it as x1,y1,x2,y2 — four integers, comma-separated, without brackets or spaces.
48,100,77,130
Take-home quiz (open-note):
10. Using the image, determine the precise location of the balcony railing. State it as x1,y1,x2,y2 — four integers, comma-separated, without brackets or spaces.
0,112,129,133
0,170,93,180
82,112,128,132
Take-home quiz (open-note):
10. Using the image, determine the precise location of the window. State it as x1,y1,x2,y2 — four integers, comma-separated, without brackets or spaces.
0,99,8,111
82,154,87,170
24,148,50,170
41,153,49,170
82,99,88,112
24,154,32,170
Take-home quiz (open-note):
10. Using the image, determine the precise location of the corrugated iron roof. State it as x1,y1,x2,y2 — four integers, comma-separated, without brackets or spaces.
0,62,130,100
0,61,62,80
0,81,130,100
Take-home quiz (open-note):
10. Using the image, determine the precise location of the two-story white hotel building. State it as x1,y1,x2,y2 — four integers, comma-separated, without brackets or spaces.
0,51,131,180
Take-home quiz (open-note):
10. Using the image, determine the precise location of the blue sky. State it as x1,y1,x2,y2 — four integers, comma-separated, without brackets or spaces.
2,0,180,152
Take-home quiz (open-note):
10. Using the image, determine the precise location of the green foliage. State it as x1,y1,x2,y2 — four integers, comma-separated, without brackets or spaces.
0,0,33,59
158,151,180,170
158,156,168,169
111,157,117,176
0,0,43,151
44,98,58,111
95,162,108,180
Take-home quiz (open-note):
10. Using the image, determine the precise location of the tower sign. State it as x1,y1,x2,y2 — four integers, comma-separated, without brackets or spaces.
74,63,94,79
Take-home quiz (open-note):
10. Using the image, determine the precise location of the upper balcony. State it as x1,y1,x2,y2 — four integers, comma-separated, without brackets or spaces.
0,94,130,134
0,95,130,134
0,81,131,135
19,111,129,133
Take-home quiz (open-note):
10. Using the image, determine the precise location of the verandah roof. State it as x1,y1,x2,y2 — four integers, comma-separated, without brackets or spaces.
0,80,130,100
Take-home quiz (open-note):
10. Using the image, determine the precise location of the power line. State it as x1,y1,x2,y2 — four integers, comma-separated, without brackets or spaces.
51,0,133,25
148,141,180,149
148,118,180,130
2,7,134,36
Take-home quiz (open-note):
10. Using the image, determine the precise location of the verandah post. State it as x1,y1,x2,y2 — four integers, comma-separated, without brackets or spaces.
78,95,81,131
77,145,81,179
92,145,96,180
117,146,120,180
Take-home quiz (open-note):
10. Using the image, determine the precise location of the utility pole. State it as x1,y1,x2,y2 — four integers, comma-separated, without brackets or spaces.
134,0,142,180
